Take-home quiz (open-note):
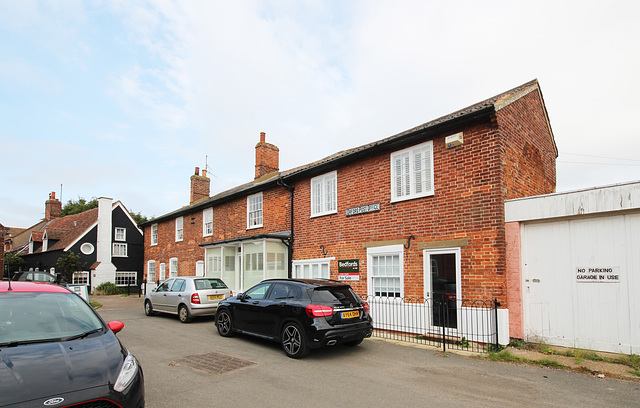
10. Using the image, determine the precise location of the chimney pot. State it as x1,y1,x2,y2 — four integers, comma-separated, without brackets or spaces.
260,132,266,143
195,167,200,176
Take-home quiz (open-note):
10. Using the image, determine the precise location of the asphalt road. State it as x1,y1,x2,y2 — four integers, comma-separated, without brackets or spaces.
96,295,640,408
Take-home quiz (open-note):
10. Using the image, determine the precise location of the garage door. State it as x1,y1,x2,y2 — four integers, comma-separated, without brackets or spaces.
522,213,639,354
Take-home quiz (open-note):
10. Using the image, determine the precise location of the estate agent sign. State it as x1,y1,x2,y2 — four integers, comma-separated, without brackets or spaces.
338,259,360,281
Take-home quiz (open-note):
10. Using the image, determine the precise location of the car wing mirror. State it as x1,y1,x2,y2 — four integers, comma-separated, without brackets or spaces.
108,321,125,334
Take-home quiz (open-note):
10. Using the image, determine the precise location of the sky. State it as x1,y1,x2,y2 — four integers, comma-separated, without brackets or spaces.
1,0,639,228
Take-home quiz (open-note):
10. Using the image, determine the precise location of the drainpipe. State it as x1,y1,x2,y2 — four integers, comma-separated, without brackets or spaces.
277,178,295,278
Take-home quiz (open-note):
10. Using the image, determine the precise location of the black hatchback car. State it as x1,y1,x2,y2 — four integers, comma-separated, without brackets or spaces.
215,279,373,358
0,281,144,407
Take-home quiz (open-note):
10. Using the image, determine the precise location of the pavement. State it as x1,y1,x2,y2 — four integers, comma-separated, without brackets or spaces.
91,294,640,383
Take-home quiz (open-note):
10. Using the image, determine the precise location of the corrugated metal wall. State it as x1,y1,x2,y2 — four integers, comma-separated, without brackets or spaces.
521,213,639,354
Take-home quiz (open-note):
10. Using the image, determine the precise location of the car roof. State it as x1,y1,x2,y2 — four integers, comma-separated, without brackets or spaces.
261,278,349,288
0,281,70,293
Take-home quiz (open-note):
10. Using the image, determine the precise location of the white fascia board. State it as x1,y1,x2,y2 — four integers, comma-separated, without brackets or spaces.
506,180,640,222
113,201,143,235
64,221,98,252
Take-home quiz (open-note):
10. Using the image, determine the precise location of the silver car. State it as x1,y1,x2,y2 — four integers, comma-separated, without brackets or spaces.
144,277,232,323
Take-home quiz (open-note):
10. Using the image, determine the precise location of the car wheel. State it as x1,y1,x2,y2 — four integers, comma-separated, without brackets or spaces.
144,300,155,316
343,338,364,347
178,305,192,323
216,309,234,337
281,322,308,359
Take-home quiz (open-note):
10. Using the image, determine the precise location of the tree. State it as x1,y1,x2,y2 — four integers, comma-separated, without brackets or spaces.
3,252,25,279
56,251,86,283
130,211,149,225
61,197,98,216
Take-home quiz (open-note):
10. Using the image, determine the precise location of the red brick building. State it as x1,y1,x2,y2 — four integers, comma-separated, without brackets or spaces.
140,79,556,340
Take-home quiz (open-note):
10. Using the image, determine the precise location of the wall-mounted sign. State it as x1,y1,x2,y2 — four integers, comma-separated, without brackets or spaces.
576,267,620,283
338,259,360,281
68,284,89,301
345,203,380,217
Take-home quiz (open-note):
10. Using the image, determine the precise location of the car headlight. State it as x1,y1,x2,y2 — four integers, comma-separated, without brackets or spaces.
114,353,139,392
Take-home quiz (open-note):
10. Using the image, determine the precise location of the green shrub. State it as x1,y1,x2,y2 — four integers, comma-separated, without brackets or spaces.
508,338,524,348
95,282,120,295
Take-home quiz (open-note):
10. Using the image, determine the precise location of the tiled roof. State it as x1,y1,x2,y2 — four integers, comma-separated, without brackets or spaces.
31,208,99,253
142,79,547,226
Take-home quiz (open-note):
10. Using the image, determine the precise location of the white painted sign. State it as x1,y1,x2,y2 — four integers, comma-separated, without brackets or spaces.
576,267,620,283
68,284,89,301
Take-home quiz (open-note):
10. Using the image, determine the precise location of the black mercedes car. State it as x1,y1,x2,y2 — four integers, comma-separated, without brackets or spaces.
0,281,144,408
215,278,373,358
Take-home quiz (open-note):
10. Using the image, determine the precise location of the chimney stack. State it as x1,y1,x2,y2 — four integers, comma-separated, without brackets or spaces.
255,132,279,180
190,166,210,204
45,192,62,221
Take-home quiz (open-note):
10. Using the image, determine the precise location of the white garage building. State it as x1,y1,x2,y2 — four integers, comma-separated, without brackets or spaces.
505,181,640,354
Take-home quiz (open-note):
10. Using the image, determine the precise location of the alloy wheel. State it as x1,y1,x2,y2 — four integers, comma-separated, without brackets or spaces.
282,325,302,356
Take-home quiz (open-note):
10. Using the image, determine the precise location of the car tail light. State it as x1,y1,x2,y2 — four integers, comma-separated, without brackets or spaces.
191,293,201,304
362,301,370,312
305,304,334,318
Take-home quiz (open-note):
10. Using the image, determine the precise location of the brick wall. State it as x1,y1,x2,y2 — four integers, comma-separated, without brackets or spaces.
144,185,291,281
291,90,555,304
498,89,557,198
142,86,556,307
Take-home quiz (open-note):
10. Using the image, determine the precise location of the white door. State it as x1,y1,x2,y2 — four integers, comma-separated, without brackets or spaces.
522,214,639,354
424,248,461,330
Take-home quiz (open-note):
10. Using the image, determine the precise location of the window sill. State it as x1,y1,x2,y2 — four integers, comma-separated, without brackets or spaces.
310,210,337,219
390,192,434,204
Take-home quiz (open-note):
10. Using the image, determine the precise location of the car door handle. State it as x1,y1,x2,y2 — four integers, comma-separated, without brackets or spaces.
252,301,259,305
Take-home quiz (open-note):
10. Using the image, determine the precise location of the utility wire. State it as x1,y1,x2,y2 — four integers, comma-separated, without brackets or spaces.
559,152,640,162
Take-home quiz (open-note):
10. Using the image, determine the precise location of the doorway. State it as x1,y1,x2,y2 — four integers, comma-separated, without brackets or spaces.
424,248,461,329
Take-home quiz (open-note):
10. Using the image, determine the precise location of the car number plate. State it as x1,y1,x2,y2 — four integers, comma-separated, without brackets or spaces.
208,294,224,300
341,310,360,319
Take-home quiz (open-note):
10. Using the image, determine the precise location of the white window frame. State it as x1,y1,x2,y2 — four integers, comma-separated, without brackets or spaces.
310,170,337,217
113,243,128,257
115,227,126,241
175,216,184,242
147,260,156,284
367,244,404,297
169,257,178,278
72,271,89,285
115,271,137,286
390,140,434,203
150,224,158,246
203,208,213,237
159,263,166,282
293,258,334,279
247,192,263,229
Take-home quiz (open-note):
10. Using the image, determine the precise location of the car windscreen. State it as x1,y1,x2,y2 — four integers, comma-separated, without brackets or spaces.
0,292,104,346
311,286,361,307
194,278,228,290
